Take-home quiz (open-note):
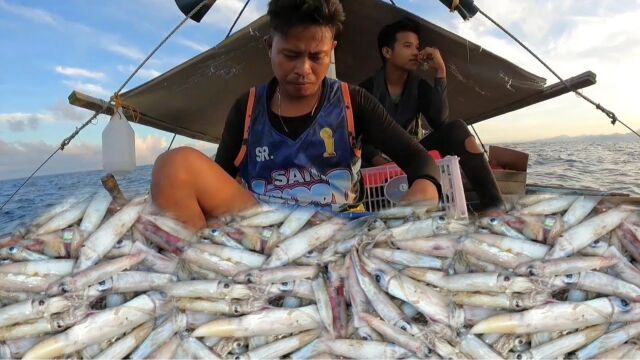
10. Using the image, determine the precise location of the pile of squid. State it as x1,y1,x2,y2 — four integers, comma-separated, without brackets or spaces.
1,179,640,360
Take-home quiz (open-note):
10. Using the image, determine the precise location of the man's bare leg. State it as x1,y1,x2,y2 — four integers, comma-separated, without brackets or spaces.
150,147,258,229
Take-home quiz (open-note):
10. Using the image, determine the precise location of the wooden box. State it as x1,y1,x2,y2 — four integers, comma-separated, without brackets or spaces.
489,145,529,195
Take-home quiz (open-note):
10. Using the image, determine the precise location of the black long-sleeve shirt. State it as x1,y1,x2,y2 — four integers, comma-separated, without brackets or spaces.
214,78,441,189
359,76,449,163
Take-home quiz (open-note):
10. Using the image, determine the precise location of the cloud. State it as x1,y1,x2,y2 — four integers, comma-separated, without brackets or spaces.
0,134,219,180
141,0,265,29
175,37,210,53
134,135,168,165
7,119,39,132
408,0,640,142
0,113,53,132
0,103,100,134
0,0,58,26
0,139,100,180
116,65,161,80
55,66,106,81
105,43,145,61
62,81,111,98
49,102,96,123
130,134,219,165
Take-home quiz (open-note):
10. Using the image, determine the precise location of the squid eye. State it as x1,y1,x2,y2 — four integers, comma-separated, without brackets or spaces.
281,281,289,287
234,356,241,360
503,275,511,282
515,353,524,360
400,324,408,331
528,267,537,276
210,229,222,236
116,239,123,245
514,300,523,309
374,273,382,283
489,217,499,225
223,282,231,289
98,280,106,286
59,284,69,294
620,298,631,308
8,246,17,253
233,306,241,314
38,299,46,306
562,273,578,285
424,348,433,357
437,216,446,223
516,337,525,345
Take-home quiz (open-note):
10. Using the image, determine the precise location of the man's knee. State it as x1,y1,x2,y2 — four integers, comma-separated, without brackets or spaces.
156,146,205,166
464,135,483,154
442,119,471,139
152,146,205,188
430,119,474,154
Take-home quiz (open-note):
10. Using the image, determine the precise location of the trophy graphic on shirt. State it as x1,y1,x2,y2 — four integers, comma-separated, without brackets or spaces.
320,127,336,158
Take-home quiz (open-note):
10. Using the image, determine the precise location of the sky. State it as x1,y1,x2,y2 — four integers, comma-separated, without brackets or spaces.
0,0,638,180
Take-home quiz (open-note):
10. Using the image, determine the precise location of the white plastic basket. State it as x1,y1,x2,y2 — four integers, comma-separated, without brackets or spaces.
360,156,468,220
437,156,468,221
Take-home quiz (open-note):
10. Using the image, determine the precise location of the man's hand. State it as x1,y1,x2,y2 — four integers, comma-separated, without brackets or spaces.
419,47,446,79
401,178,439,204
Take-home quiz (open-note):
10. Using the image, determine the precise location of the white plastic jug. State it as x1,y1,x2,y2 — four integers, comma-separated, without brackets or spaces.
102,107,136,175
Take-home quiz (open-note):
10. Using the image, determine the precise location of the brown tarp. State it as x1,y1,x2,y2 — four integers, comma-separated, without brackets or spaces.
119,0,551,143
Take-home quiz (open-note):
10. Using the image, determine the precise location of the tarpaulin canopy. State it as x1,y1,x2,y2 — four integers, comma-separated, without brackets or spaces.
70,0,595,143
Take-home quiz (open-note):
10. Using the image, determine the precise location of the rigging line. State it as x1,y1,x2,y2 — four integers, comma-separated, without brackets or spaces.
167,0,251,152
226,0,251,39
389,0,397,6
477,7,640,140
0,109,106,212
0,0,215,213
119,0,216,94
470,124,488,155
167,133,178,151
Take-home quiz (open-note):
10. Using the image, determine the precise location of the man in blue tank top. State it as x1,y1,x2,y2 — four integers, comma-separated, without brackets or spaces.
150,0,443,229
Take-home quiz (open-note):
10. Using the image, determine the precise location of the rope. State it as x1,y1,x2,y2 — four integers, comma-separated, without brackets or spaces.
389,0,397,6
226,0,251,39
116,0,216,95
167,133,178,151
0,0,215,213
477,7,640,141
0,148,61,212
113,95,141,123
166,0,250,152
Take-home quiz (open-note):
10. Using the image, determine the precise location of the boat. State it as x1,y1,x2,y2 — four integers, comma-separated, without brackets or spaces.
67,0,639,210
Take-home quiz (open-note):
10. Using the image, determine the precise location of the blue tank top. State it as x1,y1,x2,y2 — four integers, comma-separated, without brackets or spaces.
238,79,361,208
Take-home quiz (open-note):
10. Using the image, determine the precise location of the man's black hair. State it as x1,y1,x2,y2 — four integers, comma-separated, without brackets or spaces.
377,17,421,63
267,0,345,37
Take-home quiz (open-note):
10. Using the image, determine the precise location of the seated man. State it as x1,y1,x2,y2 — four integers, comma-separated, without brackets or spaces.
360,18,504,212
150,0,441,229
